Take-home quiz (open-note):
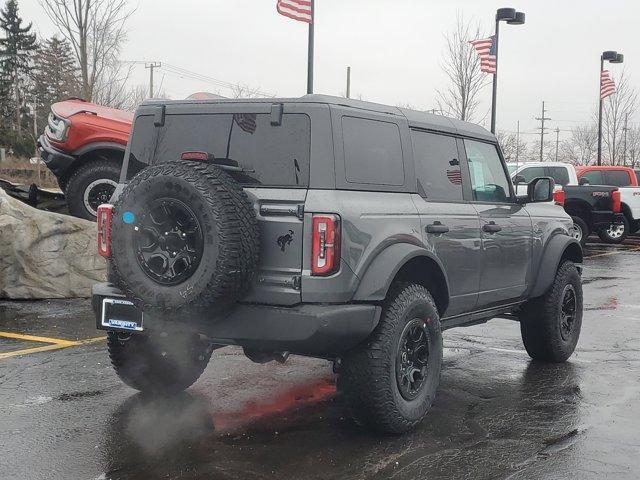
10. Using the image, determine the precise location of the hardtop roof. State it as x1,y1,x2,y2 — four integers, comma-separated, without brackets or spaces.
142,94,495,142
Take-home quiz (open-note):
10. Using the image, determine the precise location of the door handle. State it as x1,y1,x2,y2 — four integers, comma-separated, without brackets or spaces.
426,222,450,234
482,222,502,234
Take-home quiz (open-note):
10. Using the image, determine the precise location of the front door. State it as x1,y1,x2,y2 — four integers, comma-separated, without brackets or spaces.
463,139,533,308
410,130,481,316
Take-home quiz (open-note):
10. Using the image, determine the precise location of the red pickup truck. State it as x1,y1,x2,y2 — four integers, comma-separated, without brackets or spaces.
38,99,133,220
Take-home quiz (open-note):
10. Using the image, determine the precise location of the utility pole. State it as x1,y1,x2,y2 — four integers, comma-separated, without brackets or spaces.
535,101,552,161
145,62,162,98
622,112,629,166
346,66,351,99
555,127,560,161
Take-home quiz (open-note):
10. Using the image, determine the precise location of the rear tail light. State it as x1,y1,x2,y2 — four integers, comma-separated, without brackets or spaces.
553,189,565,206
612,190,622,213
181,151,210,161
311,214,341,276
97,204,114,258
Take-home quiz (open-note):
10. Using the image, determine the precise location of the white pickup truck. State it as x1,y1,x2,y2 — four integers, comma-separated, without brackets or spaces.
509,162,640,243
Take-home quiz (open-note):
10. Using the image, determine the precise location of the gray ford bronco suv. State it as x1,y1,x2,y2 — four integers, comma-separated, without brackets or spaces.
92,95,583,433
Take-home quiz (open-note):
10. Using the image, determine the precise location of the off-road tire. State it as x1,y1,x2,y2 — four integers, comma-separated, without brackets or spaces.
520,261,583,363
107,331,213,393
65,159,121,220
339,283,443,434
109,161,259,312
598,215,629,244
570,216,589,247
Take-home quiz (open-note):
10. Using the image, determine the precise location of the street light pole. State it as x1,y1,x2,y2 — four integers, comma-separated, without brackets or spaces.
490,8,525,134
597,51,623,166
597,55,605,166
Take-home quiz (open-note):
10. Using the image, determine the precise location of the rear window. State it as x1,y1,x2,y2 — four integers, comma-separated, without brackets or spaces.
126,113,311,187
581,171,604,185
342,116,404,186
548,167,570,186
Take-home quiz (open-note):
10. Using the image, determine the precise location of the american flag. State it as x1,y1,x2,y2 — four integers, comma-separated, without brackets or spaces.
601,70,616,100
233,113,257,134
277,0,313,23
469,36,497,74
446,170,463,185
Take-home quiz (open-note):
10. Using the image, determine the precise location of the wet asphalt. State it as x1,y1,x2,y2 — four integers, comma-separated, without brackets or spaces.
1,238,640,480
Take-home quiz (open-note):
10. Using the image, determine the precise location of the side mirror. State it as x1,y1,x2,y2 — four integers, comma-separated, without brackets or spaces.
579,177,590,186
513,175,526,185
527,177,555,203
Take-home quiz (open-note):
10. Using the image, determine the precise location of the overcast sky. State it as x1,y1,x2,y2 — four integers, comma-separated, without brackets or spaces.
17,0,640,145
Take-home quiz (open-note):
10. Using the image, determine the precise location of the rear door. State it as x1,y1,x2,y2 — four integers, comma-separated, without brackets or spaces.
411,130,481,316
152,104,312,305
463,139,533,307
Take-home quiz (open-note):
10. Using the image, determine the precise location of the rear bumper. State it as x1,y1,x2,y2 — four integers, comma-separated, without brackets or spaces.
92,283,381,356
38,134,76,180
590,211,625,230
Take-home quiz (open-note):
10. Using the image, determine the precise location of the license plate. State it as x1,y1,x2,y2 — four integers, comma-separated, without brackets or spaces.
101,298,143,331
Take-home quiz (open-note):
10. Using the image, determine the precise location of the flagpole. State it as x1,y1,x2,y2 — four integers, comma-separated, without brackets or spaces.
490,20,500,134
307,0,314,94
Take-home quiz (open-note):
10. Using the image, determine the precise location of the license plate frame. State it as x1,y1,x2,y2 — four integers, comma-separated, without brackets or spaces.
101,298,144,332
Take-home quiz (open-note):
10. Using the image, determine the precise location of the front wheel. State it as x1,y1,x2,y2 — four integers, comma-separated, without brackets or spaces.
339,283,443,434
598,216,629,244
520,261,583,363
108,331,213,394
65,159,121,220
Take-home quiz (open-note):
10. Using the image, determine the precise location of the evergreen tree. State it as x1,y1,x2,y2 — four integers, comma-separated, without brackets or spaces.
32,36,80,129
0,0,36,140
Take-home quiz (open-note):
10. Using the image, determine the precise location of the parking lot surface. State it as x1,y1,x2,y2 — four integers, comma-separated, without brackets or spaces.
1,238,640,480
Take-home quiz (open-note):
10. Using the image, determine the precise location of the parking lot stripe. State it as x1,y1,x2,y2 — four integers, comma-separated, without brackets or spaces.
0,334,106,360
0,343,71,360
0,331,77,346
585,246,640,259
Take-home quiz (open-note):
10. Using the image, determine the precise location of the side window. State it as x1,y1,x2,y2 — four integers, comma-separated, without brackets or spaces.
342,116,404,186
519,166,545,183
581,171,604,185
548,167,570,186
411,130,463,201
605,170,632,187
465,140,512,203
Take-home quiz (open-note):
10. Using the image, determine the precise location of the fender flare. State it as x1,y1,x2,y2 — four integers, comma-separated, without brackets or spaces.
530,234,582,298
72,141,126,158
352,243,450,303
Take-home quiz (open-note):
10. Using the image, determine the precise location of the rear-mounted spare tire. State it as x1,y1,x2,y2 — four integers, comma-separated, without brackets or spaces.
109,161,259,311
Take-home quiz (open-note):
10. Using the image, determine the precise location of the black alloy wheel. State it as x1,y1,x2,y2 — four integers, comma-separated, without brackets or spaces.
559,284,577,342
134,198,204,286
396,319,430,401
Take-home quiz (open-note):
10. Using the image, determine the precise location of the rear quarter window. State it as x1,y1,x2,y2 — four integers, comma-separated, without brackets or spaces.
342,116,404,186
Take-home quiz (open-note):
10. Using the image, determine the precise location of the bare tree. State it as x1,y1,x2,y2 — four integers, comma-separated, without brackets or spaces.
230,83,265,99
561,125,598,165
601,71,637,165
626,126,640,168
437,13,488,122
39,0,133,101
496,130,527,163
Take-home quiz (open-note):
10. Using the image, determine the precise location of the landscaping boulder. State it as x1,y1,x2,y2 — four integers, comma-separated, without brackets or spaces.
0,188,106,299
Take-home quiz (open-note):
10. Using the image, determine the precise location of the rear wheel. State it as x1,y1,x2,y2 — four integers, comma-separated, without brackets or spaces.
570,216,589,247
65,159,121,220
520,261,583,363
598,216,629,244
339,283,443,434
108,331,213,393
